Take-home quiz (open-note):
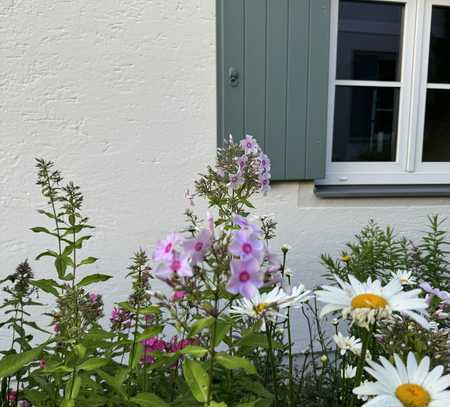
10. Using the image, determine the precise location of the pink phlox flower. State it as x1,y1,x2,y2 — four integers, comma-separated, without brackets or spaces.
258,153,271,174
53,324,60,333
183,228,212,265
227,170,244,190
237,154,248,170
88,292,98,303
227,257,263,299
153,233,183,262
7,390,17,402
258,173,271,194
172,290,188,301
229,229,264,262
240,134,259,155
155,251,193,280
233,215,262,234
207,211,215,235
168,337,193,353
39,359,45,369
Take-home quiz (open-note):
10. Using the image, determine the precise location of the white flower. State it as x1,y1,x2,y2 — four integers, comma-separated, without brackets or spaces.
391,270,416,286
316,275,429,329
343,365,357,379
333,332,362,356
320,354,328,364
353,352,450,407
284,268,294,277
230,285,312,324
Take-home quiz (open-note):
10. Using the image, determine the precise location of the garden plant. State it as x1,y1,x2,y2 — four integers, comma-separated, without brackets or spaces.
0,135,449,407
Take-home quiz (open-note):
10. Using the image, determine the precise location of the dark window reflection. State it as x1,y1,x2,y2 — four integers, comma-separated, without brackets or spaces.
428,6,450,83
332,86,399,162
337,0,404,81
423,90,450,161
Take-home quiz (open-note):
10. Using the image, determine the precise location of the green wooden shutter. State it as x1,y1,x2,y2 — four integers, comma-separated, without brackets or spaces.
216,0,331,181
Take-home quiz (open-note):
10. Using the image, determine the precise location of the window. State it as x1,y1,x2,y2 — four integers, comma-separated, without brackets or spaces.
321,0,450,185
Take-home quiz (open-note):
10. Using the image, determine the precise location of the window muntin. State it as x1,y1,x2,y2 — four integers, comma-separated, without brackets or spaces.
322,0,450,185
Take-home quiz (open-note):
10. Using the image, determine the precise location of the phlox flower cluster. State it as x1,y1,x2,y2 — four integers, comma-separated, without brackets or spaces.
141,335,194,365
225,135,271,194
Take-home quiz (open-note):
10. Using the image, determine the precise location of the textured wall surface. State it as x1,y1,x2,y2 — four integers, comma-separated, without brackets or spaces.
1,0,450,349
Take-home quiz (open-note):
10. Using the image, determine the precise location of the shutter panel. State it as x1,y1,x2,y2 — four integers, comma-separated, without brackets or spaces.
216,0,331,181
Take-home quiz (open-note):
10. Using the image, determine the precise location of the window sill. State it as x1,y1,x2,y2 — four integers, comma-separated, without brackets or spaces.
314,184,450,199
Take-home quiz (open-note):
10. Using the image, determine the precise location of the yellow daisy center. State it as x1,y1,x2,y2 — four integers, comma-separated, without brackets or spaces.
256,303,267,314
351,293,387,309
395,384,431,407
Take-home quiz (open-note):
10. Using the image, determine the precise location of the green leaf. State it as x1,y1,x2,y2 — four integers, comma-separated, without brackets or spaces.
209,402,228,407
179,345,208,358
55,255,71,279
77,274,112,287
97,370,128,399
235,401,259,407
130,392,170,407
0,347,42,378
32,279,60,296
60,400,75,407
35,250,58,261
136,326,163,342
189,316,214,338
215,353,256,374
77,256,98,267
183,359,209,403
77,358,108,371
238,333,283,350
214,319,232,347
31,226,52,234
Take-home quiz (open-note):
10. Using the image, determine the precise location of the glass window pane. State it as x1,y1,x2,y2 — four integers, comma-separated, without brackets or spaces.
332,86,399,162
423,90,450,161
428,6,450,83
336,0,404,81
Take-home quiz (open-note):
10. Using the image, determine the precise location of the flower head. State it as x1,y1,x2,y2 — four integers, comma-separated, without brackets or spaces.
229,229,264,262
227,257,263,299
233,215,262,234
258,153,271,174
227,171,244,190
258,173,271,194
392,270,416,286
183,228,212,265
153,233,183,262
353,352,450,407
316,275,429,329
333,332,362,356
155,252,192,280
240,134,259,155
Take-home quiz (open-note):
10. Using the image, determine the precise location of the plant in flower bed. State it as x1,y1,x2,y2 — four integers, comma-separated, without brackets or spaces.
0,136,449,407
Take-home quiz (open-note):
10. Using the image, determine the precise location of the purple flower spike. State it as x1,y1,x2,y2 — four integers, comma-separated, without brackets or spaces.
258,153,271,174
258,174,271,194
153,233,183,262
240,135,259,155
227,257,263,299
183,229,212,265
229,229,264,261
237,154,248,170
155,252,192,280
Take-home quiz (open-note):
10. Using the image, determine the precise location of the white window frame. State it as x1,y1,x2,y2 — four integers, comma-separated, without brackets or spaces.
318,0,450,186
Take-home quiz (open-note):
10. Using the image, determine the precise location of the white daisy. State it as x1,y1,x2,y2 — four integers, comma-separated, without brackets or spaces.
333,332,362,356
230,285,311,323
316,275,429,329
391,270,416,286
353,352,450,407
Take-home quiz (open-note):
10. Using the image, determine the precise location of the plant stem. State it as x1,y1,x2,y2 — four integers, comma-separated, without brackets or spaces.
265,320,279,407
350,326,371,407
206,297,219,406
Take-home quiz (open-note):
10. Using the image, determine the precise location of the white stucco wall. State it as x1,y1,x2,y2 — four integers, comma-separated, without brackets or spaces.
1,0,450,349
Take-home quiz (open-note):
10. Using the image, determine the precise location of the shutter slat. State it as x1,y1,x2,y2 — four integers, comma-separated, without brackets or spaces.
306,0,330,179
244,0,267,150
286,0,310,180
220,0,245,145
265,0,289,180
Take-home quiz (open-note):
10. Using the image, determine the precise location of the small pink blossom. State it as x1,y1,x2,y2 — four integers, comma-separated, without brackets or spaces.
207,211,215,235
228,171,244,190
237,154,248,170
7,390,17,402
89,292,98,304
183,229,212,265
153,233,183,262
39,359,46,369
258,153,271,174
53,324,60,333
172,290,188,301
155,252,193,280
227,257,263,299
240,134,259,155
258,173,271,194
233,215,262,234
229,229,264,262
